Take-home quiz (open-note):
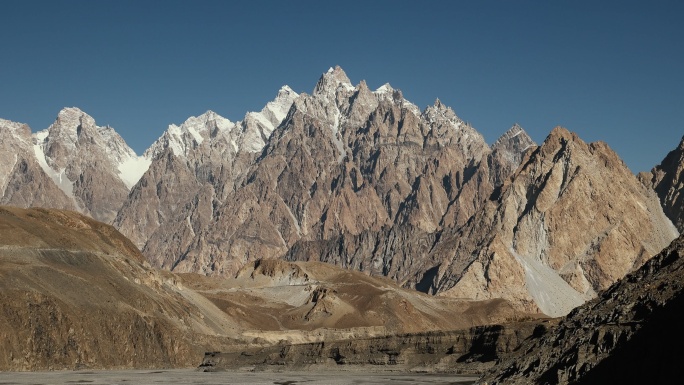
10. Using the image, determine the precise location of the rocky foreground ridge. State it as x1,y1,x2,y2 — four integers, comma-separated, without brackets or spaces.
0,67,680,317
478,233,684,384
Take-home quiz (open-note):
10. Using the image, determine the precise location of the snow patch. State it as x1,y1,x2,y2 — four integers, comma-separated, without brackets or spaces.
375,83,394,94
33,141,77,205
117,155,152,189
186,124,204,145
330,109,346,163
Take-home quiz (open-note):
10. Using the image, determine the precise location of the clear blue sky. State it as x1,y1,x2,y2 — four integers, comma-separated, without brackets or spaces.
2,0,682,172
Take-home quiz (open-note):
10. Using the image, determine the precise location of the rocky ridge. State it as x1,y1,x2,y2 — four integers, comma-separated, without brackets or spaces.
640,135,684,232
136,66,512,278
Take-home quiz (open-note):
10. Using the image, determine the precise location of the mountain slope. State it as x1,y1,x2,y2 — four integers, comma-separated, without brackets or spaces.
0,206,238,370
1,66,674,320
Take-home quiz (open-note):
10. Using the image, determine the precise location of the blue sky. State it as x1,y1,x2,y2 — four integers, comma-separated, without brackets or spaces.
1,0,682,172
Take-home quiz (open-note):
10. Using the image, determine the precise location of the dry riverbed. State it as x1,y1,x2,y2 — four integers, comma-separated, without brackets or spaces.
0,369,477,384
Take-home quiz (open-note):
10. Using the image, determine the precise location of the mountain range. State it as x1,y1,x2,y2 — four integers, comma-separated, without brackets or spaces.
1,66,681,318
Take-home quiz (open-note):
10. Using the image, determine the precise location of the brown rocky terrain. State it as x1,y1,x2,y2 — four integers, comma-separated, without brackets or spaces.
201,321,546,374
183,258,534,341
0,206,534,371
0,206,241,370
478,233,684,385
640,135,684,232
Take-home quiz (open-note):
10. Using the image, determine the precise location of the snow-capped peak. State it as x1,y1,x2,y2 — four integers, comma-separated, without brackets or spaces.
422,98,461,125
313,65,355,96
239,86,299,153
259,85,299,128
146,111,235,159
0,118,31,141
375,83,395,94
32,107,151,192
57,106,89,124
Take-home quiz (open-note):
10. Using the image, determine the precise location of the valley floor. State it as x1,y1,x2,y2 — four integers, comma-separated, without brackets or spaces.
0,369,477,385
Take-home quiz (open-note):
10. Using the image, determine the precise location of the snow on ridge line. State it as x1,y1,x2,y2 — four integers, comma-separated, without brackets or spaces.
32,141,78,207
118,155,152,189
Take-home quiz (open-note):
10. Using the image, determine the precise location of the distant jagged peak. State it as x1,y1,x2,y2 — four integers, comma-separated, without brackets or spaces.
276,85,297,99
374,82,394,94
174,110,234,134
676,134,684,150
373,82,402,101
146,110,234,159
36,107,137,161
422,98,462,126
313,65,354,97
52,106,96,132
545,125,578,142
0,118,31,140
258,85,299,126
325,65,351,84
494,123,526,142
492,123,536,153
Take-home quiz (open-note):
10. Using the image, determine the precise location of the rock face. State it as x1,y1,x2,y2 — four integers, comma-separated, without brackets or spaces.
0,119,75,210
640,135,684,232
488,123,536,187
31,107,150,223
114,87,298,255
162,67,530,282
478,233,684,385
430,127,678,316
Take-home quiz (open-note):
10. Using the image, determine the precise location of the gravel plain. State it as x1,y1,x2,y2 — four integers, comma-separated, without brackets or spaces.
0,369,477,385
